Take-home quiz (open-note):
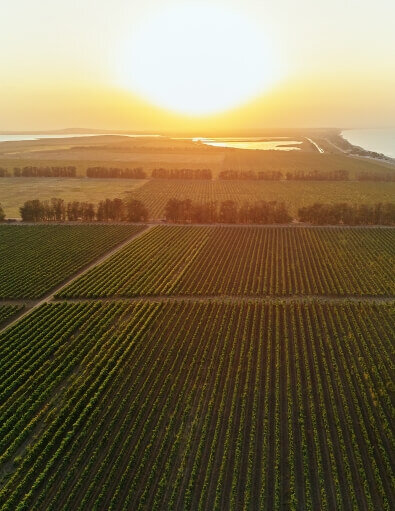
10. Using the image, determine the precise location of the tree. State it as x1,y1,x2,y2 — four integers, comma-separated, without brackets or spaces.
20,200,45,222
219,200,238,223
125,199,149,222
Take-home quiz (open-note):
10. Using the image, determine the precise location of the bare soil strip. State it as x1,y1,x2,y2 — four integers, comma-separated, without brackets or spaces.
1,222,393,335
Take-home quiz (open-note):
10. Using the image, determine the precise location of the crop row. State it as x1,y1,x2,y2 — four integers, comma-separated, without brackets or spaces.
0,300,393,509
0,224,146,299
0,304,23,327
58,225,395,298
128,178,395,218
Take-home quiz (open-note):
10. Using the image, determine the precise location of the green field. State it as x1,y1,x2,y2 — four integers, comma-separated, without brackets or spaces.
0,223,393,510
58,226,395,298
0,305,23,327
0,224,145,298
0,300,393,509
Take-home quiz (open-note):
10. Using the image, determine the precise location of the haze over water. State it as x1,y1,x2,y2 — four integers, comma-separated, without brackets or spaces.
342,128,395,159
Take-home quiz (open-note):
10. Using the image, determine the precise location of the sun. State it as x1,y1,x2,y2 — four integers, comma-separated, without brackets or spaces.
115,3,283,116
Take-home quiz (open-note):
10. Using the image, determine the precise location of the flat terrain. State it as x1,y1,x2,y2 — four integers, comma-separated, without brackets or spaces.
0,300,393,510
0,178,147,218
58,226,395,298
2,177,395,220
0,224,145,298
128,179,395,219
222,149,394,177
0,224,393,510
1,133,394,219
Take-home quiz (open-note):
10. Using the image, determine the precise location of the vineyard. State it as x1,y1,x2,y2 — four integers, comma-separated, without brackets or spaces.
0,224,145,299
222,148,395,178
58,226,395,298
0,300,393,510
0,305,23,327
127,179,395,219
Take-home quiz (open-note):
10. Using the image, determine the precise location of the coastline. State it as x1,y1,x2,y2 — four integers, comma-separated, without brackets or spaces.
327,129,395,167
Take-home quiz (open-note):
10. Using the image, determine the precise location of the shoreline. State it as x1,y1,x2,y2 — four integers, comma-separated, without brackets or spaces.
338,129,395,165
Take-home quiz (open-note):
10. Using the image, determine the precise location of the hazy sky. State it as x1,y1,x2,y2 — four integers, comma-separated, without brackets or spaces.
1,0,394,131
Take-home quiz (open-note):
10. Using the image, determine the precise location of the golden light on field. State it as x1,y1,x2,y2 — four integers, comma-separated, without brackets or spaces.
115,3,283,116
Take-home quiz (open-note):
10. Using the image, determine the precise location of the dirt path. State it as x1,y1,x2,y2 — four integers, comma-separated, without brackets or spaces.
1,221,393,335
0,225,154,335
306,138,325,154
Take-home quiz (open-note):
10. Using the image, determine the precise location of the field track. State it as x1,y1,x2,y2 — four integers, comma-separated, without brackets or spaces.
0,225,154,334
0,224,393,509
1,224,393,337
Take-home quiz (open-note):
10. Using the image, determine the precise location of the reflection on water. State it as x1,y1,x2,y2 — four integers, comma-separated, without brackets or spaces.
193,138,302,151
0,134,160,143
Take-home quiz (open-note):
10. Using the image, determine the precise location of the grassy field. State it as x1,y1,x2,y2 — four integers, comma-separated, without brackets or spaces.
223,149,395,177
1,133,393,179
58,225,395,298
0,177,147,218
0,224,145,298
1,134,394,219
3,175,394,220
0,299,393,509
128,179,395,219
0,136,226,176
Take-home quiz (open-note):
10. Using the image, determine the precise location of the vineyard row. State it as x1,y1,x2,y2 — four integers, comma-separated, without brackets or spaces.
0,300,393,510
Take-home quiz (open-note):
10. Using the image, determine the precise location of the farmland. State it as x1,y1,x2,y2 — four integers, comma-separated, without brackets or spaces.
58,226,395,298
0,178,147,219
0,222,393,510
0,305,23,327
128,179,395,219
0,224,145,298
1,132,394,219
0,300,393,510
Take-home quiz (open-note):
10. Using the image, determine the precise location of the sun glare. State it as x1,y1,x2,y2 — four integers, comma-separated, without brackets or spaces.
115,3,283,116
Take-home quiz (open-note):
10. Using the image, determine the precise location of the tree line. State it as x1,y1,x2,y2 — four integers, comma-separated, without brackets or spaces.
357,172,395,182
86,167,147,178
219,170,282,180
14,166,77,177
152,168,212,179
2,165,393,182
164,199,292,224
19,198,148,222
285,169,349,180
4,198,394,225
298,202,395,225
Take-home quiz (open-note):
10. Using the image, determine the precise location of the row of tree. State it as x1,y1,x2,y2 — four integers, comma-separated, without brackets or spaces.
2,165,393,182
285,169,349,180
152,168,212,179
164,199,292,224
219,170,282,180
4,198,393,225
14,166,77,177
298,202,395,225
19,198,148,222
357,172,395,182
86,167,147,178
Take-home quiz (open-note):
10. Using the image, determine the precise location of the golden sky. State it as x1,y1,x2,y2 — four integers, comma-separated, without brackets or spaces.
1,0,394,131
